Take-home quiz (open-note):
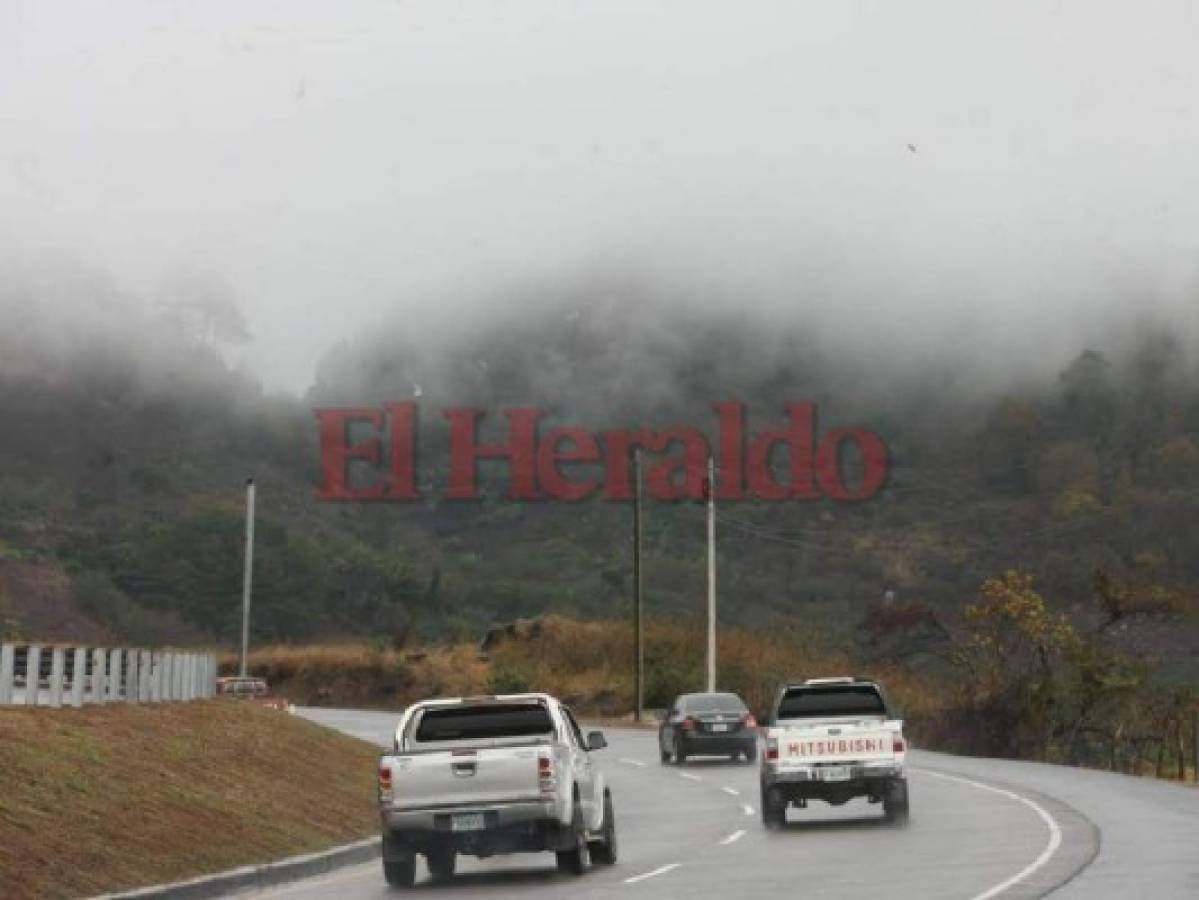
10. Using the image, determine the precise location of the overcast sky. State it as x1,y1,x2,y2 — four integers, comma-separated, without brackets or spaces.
2,0,1198,391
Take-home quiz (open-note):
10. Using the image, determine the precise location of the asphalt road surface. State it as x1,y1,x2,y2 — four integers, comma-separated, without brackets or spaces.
231,708,1198,900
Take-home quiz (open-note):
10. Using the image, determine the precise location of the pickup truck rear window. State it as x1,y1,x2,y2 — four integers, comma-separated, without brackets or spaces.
777,685,886,719
414,703,554,742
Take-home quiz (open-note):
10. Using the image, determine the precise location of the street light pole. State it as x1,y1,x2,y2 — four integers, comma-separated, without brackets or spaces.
706,455,716,693
632,449,644,722
239,478,256,679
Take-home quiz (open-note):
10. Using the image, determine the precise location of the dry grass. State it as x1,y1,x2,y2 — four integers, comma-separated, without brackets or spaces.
224,642,491,709
0,699,380,900
224,617,948,736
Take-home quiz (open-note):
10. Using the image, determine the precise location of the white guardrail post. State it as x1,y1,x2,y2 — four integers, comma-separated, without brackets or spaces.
0,643,13,705
24,645,41,706
1,644,221,707
92,647,107,705
126,649,139,703
71,647,86,707
49,647,65,708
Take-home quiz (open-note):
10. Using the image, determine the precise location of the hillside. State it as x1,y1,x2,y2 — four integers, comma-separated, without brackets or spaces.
1,271,1197,775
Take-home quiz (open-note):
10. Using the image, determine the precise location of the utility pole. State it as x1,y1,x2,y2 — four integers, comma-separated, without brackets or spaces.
632,449,644,722
706,455,716,693
239,478,256,679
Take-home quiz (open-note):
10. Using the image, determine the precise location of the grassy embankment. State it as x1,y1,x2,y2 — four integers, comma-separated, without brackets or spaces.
0,700,380,900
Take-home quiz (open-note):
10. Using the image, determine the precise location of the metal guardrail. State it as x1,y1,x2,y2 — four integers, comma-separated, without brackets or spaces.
0,643,217,707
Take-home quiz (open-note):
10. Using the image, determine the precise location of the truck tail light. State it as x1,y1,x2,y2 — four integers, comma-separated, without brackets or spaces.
538,753,556,795
893,735,905,753
766,738,779,761
741,713,757,729
378,766,393,801
681,717,697,731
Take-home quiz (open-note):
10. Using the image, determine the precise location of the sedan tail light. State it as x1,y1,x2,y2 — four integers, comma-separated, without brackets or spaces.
378,765,393,801
893,735,906,753
741,713,757,728
766,738,779,761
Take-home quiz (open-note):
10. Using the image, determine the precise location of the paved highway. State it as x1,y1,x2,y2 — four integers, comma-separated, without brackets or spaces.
231,708,1197,900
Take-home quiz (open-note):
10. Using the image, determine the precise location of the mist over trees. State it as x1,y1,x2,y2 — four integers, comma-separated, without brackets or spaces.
1,266,1197,716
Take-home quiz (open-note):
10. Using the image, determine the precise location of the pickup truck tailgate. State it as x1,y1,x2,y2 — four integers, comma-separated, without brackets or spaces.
388,746,545,809
774,726,898,765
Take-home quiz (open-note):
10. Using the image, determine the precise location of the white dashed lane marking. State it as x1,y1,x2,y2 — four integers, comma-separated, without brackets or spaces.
624,863,681,884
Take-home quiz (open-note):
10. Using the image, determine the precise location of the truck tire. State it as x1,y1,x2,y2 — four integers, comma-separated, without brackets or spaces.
426,848,456,880
744,743,758,763
383,858,416,888
760,786,786,829
589,792,618,865
883,777,910,825
556,802,590,875
674,746,687,765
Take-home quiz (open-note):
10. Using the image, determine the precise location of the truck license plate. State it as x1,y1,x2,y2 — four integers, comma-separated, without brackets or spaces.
819,766,851,781
451,813,486,832
710,723,730,732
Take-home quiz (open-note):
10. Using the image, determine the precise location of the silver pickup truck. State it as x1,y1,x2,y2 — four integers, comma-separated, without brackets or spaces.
377,693,618,887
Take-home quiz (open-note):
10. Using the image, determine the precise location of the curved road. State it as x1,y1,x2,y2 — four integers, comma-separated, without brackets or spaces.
232,708,1197,900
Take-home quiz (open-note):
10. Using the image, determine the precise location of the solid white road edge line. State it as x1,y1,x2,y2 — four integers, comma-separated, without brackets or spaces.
719,829,747,846
916,769,1063,900
721,786,740,796
624,863,681,884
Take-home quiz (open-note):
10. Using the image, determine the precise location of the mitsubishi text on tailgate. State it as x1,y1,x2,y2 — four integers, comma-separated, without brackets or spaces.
377,693,618,887
759,677,909,828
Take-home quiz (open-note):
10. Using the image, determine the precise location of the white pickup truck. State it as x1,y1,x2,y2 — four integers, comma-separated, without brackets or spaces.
759,677,909,827
377,693,618,887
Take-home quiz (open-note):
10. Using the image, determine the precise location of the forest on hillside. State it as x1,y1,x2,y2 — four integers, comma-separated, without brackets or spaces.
2,267,1198,771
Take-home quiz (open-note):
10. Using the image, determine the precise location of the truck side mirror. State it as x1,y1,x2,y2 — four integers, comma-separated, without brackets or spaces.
586,730,608,751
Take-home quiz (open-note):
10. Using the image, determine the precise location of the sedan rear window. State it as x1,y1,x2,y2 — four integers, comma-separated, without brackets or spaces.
414,702,554,742
777,686,886,719
682,693,747,713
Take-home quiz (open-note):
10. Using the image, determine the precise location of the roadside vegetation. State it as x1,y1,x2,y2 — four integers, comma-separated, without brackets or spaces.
0,699,380,900
2,278,1197,787
231,605,1197,784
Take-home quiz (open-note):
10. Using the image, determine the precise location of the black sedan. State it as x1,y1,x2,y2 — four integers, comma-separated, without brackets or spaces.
659,691,758,764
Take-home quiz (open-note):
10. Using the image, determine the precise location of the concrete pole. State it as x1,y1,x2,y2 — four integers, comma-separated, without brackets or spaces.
0,643,13,705
24,645,41,706
71,647,87,707
240,478,256,678
49,648,65,708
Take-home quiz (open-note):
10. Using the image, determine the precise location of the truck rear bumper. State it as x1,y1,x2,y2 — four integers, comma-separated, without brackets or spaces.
763,766,904,805
381,800,572,857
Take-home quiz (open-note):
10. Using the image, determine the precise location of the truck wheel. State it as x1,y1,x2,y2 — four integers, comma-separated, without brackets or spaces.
426,848,456,880
883,778,910,825
556,804,590,875
589,792,618,865
743,744,758,764
660,746,671,764
383,857,416,888
760,787,786,829
674,746,687,765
